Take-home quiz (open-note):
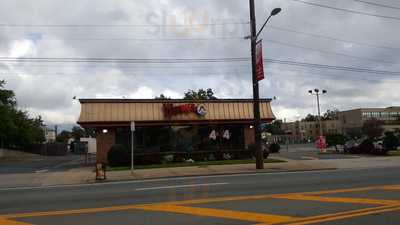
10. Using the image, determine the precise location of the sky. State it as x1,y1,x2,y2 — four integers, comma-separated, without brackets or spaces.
0,0,399,130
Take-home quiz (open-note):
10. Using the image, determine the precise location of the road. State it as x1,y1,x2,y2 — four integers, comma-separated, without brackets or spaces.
1,167,400,225
276,144,363,161
0,153,91,174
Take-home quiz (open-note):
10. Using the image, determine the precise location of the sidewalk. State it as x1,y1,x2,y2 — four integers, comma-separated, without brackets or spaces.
1,156,400,189
100,157,336,182
0,148,44,162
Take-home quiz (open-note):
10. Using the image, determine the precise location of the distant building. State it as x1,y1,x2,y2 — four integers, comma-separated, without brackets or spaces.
339,107,400,134
282,120,342,141
283,106,400,141
43,127,56,143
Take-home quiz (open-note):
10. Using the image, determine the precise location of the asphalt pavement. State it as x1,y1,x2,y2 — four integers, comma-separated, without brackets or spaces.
276,144,364,160
0,152,92,174
1,167,400,225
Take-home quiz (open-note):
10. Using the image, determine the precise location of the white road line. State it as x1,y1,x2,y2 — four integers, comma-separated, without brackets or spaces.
135,182,229,191
0,169,344,191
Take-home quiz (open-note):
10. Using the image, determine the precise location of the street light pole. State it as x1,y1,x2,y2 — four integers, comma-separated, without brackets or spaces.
248,1,281,169
249,0,263,169
308,89,327,137
316,91,322,136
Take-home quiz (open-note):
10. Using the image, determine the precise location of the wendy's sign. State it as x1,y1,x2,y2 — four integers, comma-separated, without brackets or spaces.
163,103,207,118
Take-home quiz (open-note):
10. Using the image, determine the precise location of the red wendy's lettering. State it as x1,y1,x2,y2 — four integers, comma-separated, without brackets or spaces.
163,103,196,117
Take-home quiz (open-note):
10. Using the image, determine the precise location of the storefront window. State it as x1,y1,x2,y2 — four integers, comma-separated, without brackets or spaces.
115,125,245,153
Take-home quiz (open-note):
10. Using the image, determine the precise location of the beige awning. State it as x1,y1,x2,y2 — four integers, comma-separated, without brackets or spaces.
78,99,275,126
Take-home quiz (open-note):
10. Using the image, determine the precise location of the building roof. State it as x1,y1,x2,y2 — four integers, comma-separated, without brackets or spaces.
339,107,400,113
78,98,275,126
79,98,272,104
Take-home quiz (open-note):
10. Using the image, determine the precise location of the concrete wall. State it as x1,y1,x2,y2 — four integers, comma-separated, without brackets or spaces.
339,109,363,130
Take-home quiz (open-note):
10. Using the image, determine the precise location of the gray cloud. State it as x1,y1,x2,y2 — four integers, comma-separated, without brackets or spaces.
0,0,399,126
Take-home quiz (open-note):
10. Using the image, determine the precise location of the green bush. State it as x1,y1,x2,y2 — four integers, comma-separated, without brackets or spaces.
269,143,281,153
359,139,375,154
248,144,269,159
107,145,130,167
383,132,399,151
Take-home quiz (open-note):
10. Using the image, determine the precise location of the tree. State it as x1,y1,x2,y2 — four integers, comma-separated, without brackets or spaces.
302,114,317,122
0,80,16,107
263,120,284,135
346,128,362,140
155,94,171,100
71,126,95,141
322,109,339,121
326,134,346,151
183,88,217,100
362,118,384,140
56,130,72,143
383,131,399,151
0,80,44,148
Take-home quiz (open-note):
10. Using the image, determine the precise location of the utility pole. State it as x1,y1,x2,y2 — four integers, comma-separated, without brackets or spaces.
248,2,281,169
316,92,322,136
249,0,263,169
54,125,58,139
130,121,135,175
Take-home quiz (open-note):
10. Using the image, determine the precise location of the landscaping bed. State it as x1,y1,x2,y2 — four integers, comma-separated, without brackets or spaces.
108,158,286,171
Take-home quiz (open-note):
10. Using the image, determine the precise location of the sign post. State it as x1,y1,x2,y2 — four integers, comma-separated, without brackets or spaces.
315,135,327,153
130,121,135,175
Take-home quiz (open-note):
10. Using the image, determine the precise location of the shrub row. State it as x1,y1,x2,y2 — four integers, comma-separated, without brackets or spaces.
107,144,278,167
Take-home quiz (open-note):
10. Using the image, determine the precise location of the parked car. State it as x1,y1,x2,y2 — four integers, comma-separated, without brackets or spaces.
344,138,387,155
344,140,361,154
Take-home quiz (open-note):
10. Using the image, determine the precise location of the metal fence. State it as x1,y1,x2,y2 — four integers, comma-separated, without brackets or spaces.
25,143,68,156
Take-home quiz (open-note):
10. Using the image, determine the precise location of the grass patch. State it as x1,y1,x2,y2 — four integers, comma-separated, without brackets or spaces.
108,158,285,171
388,150,400,156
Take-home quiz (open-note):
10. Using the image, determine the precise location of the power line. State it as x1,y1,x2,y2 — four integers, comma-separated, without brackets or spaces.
0,57,247,63
1,56,400,75
3,68,400,83
270,71,400,82
270,66,400,80
290,0,400,21
269,25,400,51
354,0,400,10
0,36,246,42
0,22,249,28
265,38,396,64
264,58,400,75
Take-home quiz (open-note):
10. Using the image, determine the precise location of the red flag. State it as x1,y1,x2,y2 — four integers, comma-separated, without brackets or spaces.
256,40,264,81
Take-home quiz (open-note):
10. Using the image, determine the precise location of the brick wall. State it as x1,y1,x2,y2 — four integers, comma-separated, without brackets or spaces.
244,126,255,148
96,129,116,163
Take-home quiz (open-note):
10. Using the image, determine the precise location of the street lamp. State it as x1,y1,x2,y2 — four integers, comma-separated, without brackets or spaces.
248,1,282,169
308,89,327,137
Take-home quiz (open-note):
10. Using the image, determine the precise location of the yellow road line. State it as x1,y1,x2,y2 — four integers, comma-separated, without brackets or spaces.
284,205,400,225
381,185,400,191
135,204,298,224
156,184,399,206
295,186,378,196
166,194,274,205
1,183,399,224
272,194,400,205
0,218,33,225
2,205,145,219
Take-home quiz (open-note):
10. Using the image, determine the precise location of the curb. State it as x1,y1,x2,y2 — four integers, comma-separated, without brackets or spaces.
88,167,338,184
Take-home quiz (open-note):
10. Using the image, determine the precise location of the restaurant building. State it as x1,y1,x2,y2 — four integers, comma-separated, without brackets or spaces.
78,99,275,163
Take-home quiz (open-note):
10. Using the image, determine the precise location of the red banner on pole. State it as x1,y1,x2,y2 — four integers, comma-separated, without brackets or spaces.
256,40,264,81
